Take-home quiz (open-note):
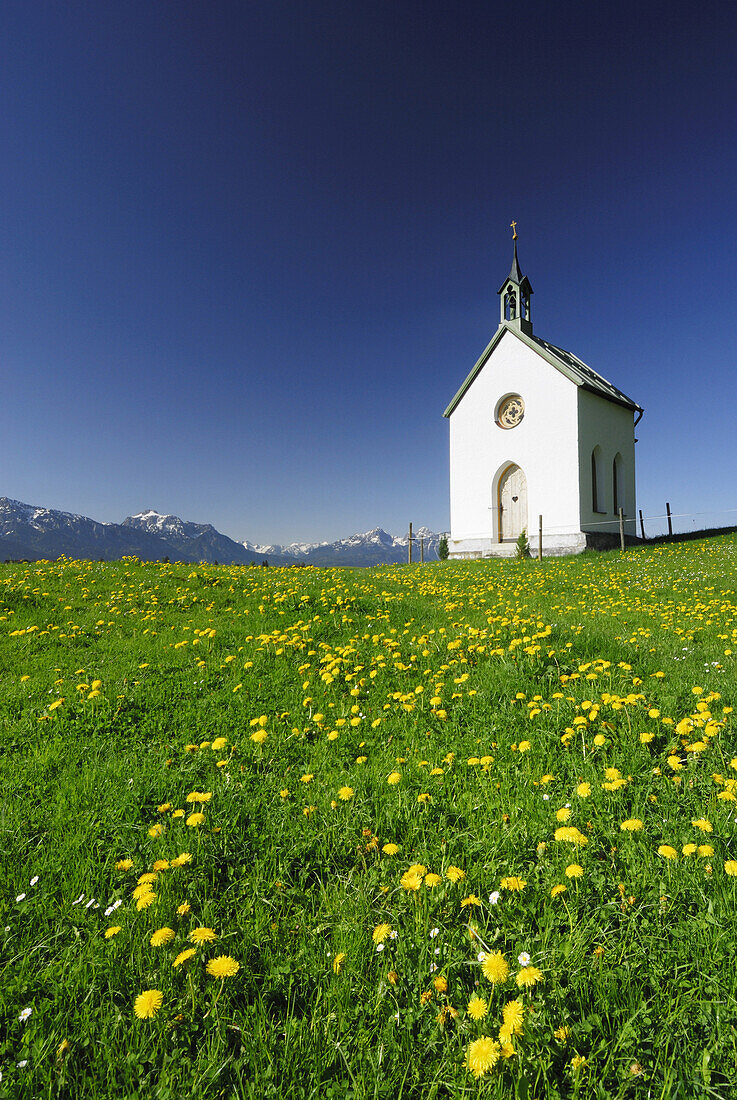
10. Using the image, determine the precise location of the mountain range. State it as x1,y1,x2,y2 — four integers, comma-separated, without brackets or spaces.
0,498,440,567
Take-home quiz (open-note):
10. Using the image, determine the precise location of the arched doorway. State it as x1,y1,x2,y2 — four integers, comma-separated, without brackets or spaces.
498,464,528,541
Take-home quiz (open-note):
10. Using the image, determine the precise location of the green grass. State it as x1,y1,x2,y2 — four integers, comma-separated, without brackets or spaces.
1,538,737,1098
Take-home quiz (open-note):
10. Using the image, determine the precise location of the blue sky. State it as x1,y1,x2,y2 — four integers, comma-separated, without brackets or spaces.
2,1,736,543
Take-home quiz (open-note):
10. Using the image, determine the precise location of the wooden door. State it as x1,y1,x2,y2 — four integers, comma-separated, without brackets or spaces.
499,465,528,541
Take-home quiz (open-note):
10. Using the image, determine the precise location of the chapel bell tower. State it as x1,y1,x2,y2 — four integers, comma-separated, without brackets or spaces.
498,221,533,336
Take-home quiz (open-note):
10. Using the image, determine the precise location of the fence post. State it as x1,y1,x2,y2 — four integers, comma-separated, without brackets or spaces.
420,536,425,564
619,507,625,551
408,522,413,564
538,515,543,561
666,502,673,537
639,509,646,540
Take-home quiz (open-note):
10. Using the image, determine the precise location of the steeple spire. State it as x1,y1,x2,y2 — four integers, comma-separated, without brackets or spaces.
498,222,533,335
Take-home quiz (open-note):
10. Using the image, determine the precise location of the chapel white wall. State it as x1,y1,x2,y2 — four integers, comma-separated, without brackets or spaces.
448,328,581,547
577,389,637,536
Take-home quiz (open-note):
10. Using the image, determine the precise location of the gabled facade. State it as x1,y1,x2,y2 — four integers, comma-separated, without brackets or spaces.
443,239,643,557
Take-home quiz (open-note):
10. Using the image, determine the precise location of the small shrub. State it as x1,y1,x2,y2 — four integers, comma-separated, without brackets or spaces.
515,528,530,558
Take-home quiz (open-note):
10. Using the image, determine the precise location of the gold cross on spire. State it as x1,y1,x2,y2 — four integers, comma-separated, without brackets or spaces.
510,220,518,240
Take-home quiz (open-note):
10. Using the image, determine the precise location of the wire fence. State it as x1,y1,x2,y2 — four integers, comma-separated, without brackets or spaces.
452,505,737,544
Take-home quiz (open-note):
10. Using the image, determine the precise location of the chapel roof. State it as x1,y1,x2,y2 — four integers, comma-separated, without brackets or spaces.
443,323,643,418
529,333,641,411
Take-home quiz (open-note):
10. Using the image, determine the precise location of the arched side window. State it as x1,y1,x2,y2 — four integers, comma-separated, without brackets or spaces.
612,453,624,515
591,446,605,513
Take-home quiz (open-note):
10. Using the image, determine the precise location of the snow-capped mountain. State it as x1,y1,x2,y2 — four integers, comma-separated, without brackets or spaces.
123,510,261,564
1,498,441,567
0,496,178,562
244,525,440,566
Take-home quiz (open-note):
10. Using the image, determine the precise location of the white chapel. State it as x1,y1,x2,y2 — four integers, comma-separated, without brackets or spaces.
443,228,643,557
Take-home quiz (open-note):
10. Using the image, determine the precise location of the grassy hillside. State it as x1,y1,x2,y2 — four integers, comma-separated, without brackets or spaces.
1,539,736,1098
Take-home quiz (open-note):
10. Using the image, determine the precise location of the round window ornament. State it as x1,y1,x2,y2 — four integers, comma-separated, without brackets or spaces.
496,394,525,429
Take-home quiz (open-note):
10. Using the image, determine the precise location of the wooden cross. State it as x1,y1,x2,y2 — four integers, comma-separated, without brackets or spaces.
510,220,518,240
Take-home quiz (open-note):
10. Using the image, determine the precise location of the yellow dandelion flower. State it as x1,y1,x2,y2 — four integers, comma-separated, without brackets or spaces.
502,999,524,1035
576,782,591,798
725,860,737,876
682,843,697,856
104,926,122,939
186,812,205,827
565,864,583,878
332,952,346,974
554,826,588,846
152,859,170,871
387,772,401,784
189,926,217,943
551,884,567,897
115,858,134,871
170,852,192,867
620,818,644,831
466,1036,500,1078
481,951,510,984
433,974,448,993
516,966,544,988
400,870,423,891
425,873,443,888
149,927,175,947
571,1055,588,1072
555,1025,570,1042
136,892,156,911
157,803,172,814
372,923,392,944
500,876,526,891
250,730,268,744
467,994,488,1020
206,955,240,978
177,902,191,916
382,843,400,855
211,737,228,750
133,989,163,1019
658,845,678,860
338,786,354,801
556,807,571,822
446,865,465,883
460,894,481,907
697,845,714,857
417,793,431,803
148,823,165,838
692,819,713,833
172,948,197,968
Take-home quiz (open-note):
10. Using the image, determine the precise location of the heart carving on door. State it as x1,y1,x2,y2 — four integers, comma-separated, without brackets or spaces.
512,495,518,503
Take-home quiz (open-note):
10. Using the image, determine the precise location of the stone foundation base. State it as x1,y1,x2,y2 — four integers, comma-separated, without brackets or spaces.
448,530,639,559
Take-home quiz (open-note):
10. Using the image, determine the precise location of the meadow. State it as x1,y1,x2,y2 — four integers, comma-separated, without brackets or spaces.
1,538,737,1099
